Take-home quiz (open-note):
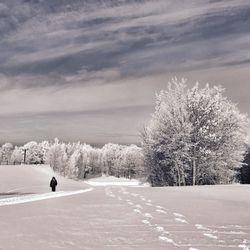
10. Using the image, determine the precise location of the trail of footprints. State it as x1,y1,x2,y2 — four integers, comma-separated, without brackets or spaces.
105,187,250,250
106,187,190,248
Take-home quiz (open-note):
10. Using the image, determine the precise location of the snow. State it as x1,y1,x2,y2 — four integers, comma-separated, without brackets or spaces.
143,212,153,218
156,209,167,214
175,217,188,224
158,236,174,243
85,175,146,186
203,233,218,239
0,188,93,206
0,165,250,250
173,212,185,217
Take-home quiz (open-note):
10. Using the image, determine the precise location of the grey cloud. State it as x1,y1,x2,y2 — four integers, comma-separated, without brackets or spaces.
2,1,250,75
223,59,250,67
0,0,250,144
1,0,250,79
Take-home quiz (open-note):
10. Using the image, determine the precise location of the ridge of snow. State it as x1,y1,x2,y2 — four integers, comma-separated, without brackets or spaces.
85,175,147,186
0,188,93,206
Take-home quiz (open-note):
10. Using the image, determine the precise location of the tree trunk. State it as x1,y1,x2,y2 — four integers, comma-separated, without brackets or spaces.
192,159,196,186
175,161,181,186
181,169,186,186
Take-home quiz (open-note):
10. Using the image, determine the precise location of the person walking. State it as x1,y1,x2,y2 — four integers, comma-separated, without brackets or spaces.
50,176,58,192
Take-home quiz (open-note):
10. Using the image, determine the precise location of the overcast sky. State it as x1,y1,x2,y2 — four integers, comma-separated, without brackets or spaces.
0,0,250,145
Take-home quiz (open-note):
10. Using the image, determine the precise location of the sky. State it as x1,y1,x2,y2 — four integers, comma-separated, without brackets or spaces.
0,0,250,145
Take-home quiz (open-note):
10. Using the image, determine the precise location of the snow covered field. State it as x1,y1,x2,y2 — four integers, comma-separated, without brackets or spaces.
0,165,249,250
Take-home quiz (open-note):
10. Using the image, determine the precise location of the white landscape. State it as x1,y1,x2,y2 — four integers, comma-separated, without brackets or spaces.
1,1,250,250
0,165,249,250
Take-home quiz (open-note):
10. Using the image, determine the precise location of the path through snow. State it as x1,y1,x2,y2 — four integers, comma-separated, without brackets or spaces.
0,188,93,206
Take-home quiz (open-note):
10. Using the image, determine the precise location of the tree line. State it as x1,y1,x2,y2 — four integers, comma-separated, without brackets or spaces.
0,139,145,180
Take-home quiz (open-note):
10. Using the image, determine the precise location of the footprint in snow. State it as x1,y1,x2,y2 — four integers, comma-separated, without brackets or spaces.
154,225,170,235
156,205,165,210
133,209,141,214
146,203,152,206
195,224,209,231
131,193,138,197
158,236,174,244
175,218,188,224
173,212,185,218
143,213,153,219
203,233,218,240
135,204,142,209
156,209,167,214
156,226,165,232
142,219,151,225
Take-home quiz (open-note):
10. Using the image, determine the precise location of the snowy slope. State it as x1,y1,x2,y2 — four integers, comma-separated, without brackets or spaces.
85,175,148,186
0,165,250,250
0,164,89,194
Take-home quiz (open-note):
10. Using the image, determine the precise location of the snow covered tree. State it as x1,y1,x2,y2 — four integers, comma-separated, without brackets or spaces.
23,141,43,164
187,83,248,185
101,143,124,176
100,143,145,179
142,79,192,186
240,148,250,184
11,146,23,164
47,139,68,173
68,148,82,178
1,142,14,165
39,141,50,164
142,78,249,186
67,143,101,179
82,144,101,177
120,145,145,179
88,148,102,176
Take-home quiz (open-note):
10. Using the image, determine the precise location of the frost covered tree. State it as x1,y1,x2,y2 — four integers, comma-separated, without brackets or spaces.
47,139,67,173
39,141,50,164
101,143,124,176
67,144,96,179
142,78,249,186
88,147,102,176
82,144,101,177
142,80,192,186
11,146,23,164
68,148,82,178
100,143,145,178
23,141,43,164
120,145,145,179
187,83,249,185
1,142,14,164
240,148,250,184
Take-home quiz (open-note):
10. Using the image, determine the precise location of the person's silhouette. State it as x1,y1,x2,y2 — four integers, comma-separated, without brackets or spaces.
50,177,58,192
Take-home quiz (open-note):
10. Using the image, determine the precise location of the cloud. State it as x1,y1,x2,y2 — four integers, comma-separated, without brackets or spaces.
0,0,250,143
1,0,250,79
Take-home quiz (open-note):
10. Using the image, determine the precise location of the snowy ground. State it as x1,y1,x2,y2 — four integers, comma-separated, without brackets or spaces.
0,165,249,250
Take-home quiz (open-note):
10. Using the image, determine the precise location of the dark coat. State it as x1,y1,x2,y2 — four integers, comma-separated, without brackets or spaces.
50,177,58,188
